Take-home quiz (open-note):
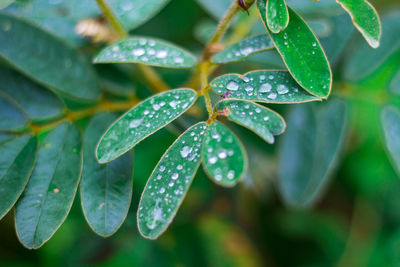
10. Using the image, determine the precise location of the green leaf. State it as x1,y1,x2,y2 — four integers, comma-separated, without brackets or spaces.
210,70,320,103
96,65,136,97
211,34,274,64
278,99,347,208
336,0,381,48
96,89,197,163
94,37,197,69
0,65,63,122
215,99,285,144
137,122,207,239
0,134,37,220
266,0,289,33
0,0,14,9
0,92,29,131
0,13,100,102
202,122,247,187
344,11,400,81
15,123,82,249
107,0,170,31
258,1,332,98
381,106,400,176
81,113,133,237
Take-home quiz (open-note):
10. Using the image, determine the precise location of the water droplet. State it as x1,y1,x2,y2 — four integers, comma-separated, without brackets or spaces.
264,116,270,121
160,165,166,172
180,146,192,158
218,150,227,159
226,80,239,91
156,50,168,58
153,103,160,110
259,82,272,93
243,76,250,82
129,118,143,128
169,100,178,109
159,187,165,193
208,155,217,164
277,84,289,94
177,165,183,170
174,57,184,64
268,93,277,100
171,173,179,180
132,48,145,56
312,42,317,47
227,170,235,180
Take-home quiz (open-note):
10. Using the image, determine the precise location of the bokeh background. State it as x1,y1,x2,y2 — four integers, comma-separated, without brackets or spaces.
1,0,400,266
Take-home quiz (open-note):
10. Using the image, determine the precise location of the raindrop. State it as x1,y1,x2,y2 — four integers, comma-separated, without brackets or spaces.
156,50,168,58
259,83,272,93
132,48,145,56
180,146,192,158
171,173,179,180
268,93,277,100
277,84,289,94
227,170,235,180
226,80,239,91
129,118,143,128
208,155,218,164
218,150,227,159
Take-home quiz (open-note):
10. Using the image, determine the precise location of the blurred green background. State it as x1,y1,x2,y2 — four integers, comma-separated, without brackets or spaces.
1,0,400,266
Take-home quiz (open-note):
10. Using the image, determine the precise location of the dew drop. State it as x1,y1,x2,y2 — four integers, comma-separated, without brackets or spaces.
268,93,277,100
156,50,168,58
259,82,272,93
226,80,239,91
180,146,192,158
218,150,227,159
208,155,218,164
132,48,145,56
129,118,143,128
171,173,179,180
227,170,235,180
277,84,289,94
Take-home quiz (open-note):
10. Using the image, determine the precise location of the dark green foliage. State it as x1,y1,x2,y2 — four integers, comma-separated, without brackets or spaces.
1,1,399,266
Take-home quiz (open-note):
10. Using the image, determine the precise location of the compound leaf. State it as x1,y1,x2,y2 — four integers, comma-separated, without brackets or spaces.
266,0,289,33
96,89,197,163
0,65,63,122
15,123,82,249
258,1,332,98
0,92,29,131
278,99,347,208
336,0,381,48
202,122,247,187
81,113,133,237
210,70,320,103
107,0,170,31
94,37,197,69
381,106,400,176
138,122,207,239
0,13,100,102
212,34,274,64
0,134,37,220
215,99,285,144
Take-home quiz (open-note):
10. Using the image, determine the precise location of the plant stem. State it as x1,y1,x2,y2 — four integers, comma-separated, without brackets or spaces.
202,0,241,60
95,0,128,39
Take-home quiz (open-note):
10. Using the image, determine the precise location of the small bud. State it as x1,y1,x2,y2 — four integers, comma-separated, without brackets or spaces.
238,0,255,12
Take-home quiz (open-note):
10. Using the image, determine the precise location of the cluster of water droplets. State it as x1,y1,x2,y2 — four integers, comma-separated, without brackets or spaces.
212,72,316,103
138,123,207,233
220,100,284,143
214,35,273,63
203,123,243,183
99,90,196,162
101,38,187,67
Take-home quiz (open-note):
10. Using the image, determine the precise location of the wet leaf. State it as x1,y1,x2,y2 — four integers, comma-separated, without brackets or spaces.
0,134,37,219
0,93,29,131
0,13,100,102
266,0,289,33
212,34,274,64
94,37,197,69
344,11,400,81
278,99,347,207
0,0,14,9
107,0,170,30
81,113,133,237
202,122,247,187
336,0,381,48
137,122,207,239
258,1,332,98
15,123,82,249
0,65,63,122
96,89,197,163
381,106,400,177
210,70,320,103
215,99,285,144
